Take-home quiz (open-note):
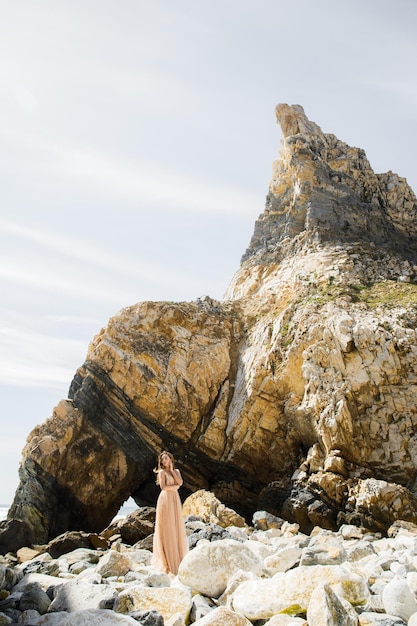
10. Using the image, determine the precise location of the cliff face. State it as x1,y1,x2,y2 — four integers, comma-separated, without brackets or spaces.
2,104,417,552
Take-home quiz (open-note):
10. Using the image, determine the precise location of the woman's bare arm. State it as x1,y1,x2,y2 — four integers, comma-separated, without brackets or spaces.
159,470,181,491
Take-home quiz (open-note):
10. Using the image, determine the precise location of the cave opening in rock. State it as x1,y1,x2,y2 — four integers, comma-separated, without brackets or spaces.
113,496,137,523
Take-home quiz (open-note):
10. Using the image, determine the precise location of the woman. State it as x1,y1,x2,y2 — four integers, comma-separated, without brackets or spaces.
151,451,189,575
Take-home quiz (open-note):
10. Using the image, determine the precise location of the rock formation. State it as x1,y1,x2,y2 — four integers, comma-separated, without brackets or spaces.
1,103,417,552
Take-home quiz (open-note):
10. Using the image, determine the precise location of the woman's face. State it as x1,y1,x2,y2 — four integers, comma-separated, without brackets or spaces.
161,453,171,469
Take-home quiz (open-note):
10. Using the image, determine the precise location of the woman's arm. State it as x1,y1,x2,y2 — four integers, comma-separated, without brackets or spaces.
173,469,183,486
159,470,181,491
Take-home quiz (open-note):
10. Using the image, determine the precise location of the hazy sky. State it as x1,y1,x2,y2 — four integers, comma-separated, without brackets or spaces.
1,0,416,504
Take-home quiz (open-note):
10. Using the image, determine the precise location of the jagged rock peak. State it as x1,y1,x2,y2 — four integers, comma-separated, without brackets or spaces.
242,103,417,265
275,103,323,137
2,105,417,556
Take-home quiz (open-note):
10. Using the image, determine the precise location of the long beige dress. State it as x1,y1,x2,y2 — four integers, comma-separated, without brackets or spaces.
151,468,189,575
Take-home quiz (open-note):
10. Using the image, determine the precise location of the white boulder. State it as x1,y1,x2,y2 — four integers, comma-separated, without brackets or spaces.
178,539,263,598
114,585,192,623
381,578,417,621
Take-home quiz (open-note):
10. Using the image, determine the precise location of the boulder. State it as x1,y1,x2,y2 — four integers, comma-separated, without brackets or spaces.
263,617,307,626
18,582,51,614
114,586,192,623
128,610,164,626
231,575,289,620
306,583,359,626
102,508,156,544
19,608,140,624
381,578,417,621
48,579,118,612
192,606,252,626
299,531,347,566
264,545,302,574
232,564,368,619
358,612,405,626
252,511,284,531
177,539,263,598
46,532,93,559
95,550,133,578
190,594,216,622
284,564,369,610
183,491,246,528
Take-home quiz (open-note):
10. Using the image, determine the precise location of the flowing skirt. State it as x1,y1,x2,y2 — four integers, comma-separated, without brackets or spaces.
151,489,189,575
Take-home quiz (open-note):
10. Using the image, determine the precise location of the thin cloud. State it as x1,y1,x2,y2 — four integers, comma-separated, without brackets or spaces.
0,325,86,388
0,264,135,306
44,314,103,325
0,361,74,389
0,218,213,292
0,123,260,217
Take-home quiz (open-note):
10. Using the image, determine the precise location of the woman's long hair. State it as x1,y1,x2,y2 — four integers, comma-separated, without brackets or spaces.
154,451,175,484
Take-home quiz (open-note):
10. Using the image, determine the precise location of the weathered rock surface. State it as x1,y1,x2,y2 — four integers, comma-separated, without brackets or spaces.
2,103,417,551
177,537,264,598
3,511,417,625
182,489,247,528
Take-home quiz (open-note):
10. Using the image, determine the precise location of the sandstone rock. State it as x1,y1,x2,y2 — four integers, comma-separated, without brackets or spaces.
263,616,307,626
46,531,95,559
48,579,118,612
3,104,417,554
128,609,164,626
231,575,289,620
192,605,252,626
187,522,237,548
177,539,263,598
0,564,21,591
275,103,323,138
114,586,192,623
264,545,302,573
243,538,275,563
358,612,405,626
407,571,417,595
217,570,257,609
183,490,246,528
409,613,417,626
0,518,34,556
23,608,140,624
13,572,65,594
300,531,347,565
102,508,156,544
387,520,417,537
164,613,185,626
344,540,376,563
57,548,101,567
252,510,284,531
16,547,42,563
339,525,369,540
190,593,216,622
284,564,368,611
21,608,41,623
95,550,133,578
306,583,359,626
69,561,95,576
381,578,417,621
141,572,171,588
18,582,51,614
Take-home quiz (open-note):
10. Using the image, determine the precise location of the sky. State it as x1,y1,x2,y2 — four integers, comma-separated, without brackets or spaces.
0,0,416,504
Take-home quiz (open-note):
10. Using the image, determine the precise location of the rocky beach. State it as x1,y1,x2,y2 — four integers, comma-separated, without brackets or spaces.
3,490,417,625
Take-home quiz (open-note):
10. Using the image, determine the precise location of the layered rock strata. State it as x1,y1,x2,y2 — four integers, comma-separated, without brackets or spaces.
1,104,417,552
